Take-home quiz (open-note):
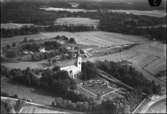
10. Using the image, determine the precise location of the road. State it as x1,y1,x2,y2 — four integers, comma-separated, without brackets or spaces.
1,96,81,114
146,98,166,113
133,95,166,113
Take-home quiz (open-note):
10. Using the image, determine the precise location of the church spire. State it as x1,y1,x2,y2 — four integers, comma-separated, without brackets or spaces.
76,49,80,58
75,49,82,70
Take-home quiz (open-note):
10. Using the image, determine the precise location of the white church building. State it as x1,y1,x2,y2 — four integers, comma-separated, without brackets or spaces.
60,53,82,79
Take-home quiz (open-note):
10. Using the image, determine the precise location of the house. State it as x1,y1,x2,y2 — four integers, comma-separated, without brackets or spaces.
23,51,29,55
23,50,34,55
69,2,79,8
60,52,82,79
39,48,47,53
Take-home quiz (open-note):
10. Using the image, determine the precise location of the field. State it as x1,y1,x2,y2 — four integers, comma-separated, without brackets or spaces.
1,31,147,47
146,98,166,113
41,7,166,17
110,10,166,17
55,17,99,27
19,105,74,114
135,96,166,113
1,31,166,92
40,7,96,13
1,77,55,105
1,23,34,29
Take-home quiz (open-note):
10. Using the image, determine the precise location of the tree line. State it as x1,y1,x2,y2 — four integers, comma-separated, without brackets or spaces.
1,65,121,113
99,14,166,43
95,61,161,95
1,60,162,113
1,25,96,38
1,2,166,43
1,66,86,102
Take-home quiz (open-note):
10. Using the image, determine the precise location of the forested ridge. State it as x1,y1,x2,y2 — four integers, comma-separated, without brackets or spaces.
1,2,166,43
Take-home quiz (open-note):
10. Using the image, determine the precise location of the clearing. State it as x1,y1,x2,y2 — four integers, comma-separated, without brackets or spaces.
55,17,99,27
1,23,34,29
1,77,55,105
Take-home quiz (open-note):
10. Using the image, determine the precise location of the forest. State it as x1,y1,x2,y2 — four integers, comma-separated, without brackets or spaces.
1,60,161,112
1,2,166,43
80,61,161,95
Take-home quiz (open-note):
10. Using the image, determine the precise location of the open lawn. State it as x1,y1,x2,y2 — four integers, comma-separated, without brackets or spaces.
110,10,166,18
55,17,99,27
1,77,55,105
19,105,73,114
1,31,147,47
1,23,34,29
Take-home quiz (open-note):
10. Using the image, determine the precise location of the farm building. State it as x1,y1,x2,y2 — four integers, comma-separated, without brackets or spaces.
39,48,47,53
69,2,79,8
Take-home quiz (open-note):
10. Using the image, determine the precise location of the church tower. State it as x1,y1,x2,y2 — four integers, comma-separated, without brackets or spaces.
75,50,82,71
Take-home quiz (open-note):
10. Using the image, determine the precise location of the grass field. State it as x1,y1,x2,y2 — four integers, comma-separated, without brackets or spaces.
1,77,55,105
55,17,99,27
2,31,165,76
1,31,166,93
1,23,34,29
110,10,166,17
41,7,166,17
19,105,73,114
1,31,148,47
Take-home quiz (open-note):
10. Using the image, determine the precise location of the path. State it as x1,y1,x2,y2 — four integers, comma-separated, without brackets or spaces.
133,95,166,113
1,96,81,114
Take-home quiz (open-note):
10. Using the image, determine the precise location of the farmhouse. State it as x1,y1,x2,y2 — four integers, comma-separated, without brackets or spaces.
60,52,82,79
39,48,47,53
69,2,79,8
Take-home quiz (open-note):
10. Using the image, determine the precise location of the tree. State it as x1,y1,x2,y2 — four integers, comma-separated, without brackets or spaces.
80,62,97,80
95,61,161,95
5,50,18,58
68,38,76,44
14,100,25,112
52,66,60,72
12,42,16,47
99,100,117,114
6,45,10,49
23,37,28,43
1,101,13,113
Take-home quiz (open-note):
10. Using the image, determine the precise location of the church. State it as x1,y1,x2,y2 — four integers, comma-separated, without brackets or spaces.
60,52,82,79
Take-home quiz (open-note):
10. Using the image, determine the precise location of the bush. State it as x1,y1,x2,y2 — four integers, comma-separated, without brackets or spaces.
80,62,98,80
68,38,76,44
14,100,25,112
5,50,18,58
95,61,161,95
52,66,60,72
1,101,13,113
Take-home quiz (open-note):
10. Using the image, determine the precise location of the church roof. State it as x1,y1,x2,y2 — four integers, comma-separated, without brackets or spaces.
60,65,80,73
57,59,76,68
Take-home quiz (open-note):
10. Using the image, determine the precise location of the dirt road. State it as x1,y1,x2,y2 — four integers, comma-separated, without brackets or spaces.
133,95,166,113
